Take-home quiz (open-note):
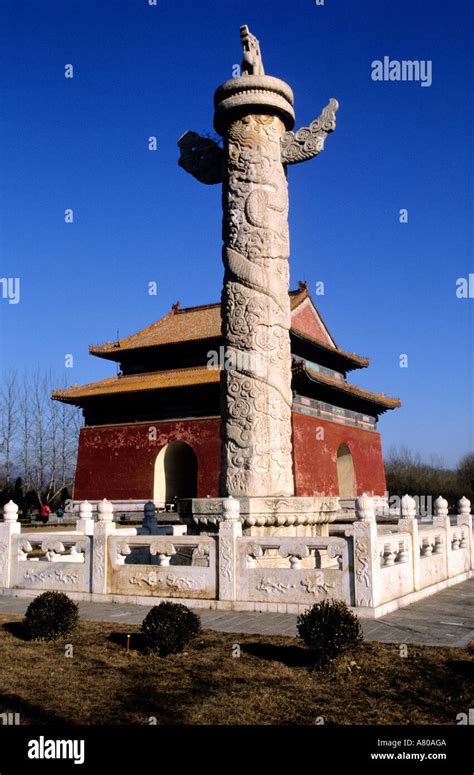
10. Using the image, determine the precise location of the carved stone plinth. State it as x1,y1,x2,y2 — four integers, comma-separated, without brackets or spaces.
178,495,340,537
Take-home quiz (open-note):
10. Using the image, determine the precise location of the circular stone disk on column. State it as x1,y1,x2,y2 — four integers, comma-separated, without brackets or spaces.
214,75,295,135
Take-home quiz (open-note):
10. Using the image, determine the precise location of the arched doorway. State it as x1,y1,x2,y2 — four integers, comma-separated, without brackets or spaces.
154,441,198,503
337,443,356,497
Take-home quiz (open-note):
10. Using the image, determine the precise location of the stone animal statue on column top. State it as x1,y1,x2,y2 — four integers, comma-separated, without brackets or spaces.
240,24,265,76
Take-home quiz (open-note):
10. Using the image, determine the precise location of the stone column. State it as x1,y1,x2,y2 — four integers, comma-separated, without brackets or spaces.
456,496,472,569
178,27,338,501
92,499,115,595
0,501,21,589
350,494,380,609
218,496,242,602
398,494,420,591
76,500,95,536
214,77,296,498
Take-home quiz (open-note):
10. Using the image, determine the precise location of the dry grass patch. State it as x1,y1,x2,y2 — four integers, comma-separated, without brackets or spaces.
0,614,472,725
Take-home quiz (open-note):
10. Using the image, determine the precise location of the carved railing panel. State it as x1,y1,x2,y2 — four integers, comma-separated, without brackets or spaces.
237,536,350,604
447,525,471,577
107,535,217,599
11,533,91,592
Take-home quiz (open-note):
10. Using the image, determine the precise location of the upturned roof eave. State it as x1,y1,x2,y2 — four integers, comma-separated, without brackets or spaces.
293,363,401,414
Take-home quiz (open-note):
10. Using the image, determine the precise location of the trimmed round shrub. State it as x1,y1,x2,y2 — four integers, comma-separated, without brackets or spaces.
297,599,363,666
24,591,79,641
141,602,201,656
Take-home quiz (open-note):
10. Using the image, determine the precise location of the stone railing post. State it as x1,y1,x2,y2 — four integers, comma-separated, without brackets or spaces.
92,499,116,595
218,496,242,603
457,496,472,569
0,501,21,588
350,493,380,609
398,494,420,590
76,500,95,536
432,495,450,575
433,495,449,526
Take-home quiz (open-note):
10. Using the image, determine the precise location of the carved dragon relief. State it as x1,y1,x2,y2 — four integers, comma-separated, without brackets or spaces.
219,537,233,580
354,539,372,606
23,568,79,585
220,112,294,497
0,541,8,574
93,537,106,580
256,574,335,596
129,572,195,591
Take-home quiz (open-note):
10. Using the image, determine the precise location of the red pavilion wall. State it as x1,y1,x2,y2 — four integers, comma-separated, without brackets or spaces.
73,413,387,500
291,412,387,497
73,418,221,501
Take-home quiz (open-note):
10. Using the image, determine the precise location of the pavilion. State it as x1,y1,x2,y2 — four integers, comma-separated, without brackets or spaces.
52,281,400,505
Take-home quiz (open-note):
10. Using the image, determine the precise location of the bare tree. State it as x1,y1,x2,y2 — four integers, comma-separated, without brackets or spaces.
457,452,474,500
385,446,467,509
19,372,31,488
0,372,18,487
0,369,82,507
30,369,48,503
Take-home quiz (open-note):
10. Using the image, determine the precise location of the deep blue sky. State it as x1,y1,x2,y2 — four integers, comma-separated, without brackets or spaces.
0,0,472,466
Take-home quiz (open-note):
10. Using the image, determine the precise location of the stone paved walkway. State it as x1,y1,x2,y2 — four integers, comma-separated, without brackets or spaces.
0,579,472,647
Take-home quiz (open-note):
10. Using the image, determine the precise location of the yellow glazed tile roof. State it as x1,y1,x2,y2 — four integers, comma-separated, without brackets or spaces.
89,287,368,367
52,366,220,403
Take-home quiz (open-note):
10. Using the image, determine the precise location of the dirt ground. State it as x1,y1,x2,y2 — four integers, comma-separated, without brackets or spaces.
0,614,472,725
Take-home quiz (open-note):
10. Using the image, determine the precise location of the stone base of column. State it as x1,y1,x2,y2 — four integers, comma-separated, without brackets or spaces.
178,496,339,536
